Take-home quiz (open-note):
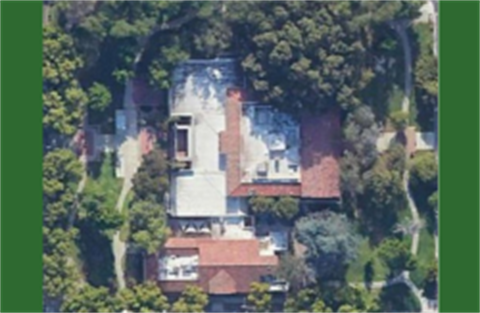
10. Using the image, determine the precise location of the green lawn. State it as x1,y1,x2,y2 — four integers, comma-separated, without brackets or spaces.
348,207,414,284
411,225,436,287
347,237,388,283
77,153,123,287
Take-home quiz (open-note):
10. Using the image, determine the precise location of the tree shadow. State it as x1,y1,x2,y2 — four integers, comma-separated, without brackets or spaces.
379,284,421,312
363,260,374,289
76,220,117,289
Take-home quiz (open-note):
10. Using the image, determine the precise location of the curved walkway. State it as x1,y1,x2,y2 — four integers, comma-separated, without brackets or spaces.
357,20,437,313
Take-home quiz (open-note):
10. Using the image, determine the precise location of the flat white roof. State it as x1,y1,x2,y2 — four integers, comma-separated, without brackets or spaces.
241,104,300,183
169,59,239,217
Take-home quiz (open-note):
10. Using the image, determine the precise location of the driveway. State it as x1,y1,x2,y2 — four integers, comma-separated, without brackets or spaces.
112,80,141,289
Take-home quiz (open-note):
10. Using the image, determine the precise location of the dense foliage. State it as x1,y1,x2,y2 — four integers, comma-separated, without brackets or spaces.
409,151,438,219
43,227,80,299
43,149,83,228
295,211,360,280
128,201,170,254
247,282,272,312
377,238,417,275
61,285,120,313
118,281,170,312
249,196,299,221
43,26,87,139
171,285,209,313
276,253,313,292
132,149,169,203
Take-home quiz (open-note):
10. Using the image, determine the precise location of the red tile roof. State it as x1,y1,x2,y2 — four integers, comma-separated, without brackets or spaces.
300,110,341,198
147,238,278,294
222,93,340,199
164,238,278,266
230,183,301,197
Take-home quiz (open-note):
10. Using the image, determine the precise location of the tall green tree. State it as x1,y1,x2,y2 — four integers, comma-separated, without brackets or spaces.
273,196,299,221
132,149,169,202
61,285,120,313
129,201,170,254
247,282,272,313
249,196,275,215
87,82,112,113
410,151,438,192
43,149,83,227
284,289,317,313
276,253,313,292
43,227,80,300
228,1,371,113
377,238,417,276
43,26,87,138
79,183,124,237
118,281,170,313
171,285,209,313
311,299,332,313
361,156,405,234
295,211,360,280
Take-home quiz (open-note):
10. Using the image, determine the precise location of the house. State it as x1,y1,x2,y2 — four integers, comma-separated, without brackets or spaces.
145,58,341,303
167,59,340,219
145,237,288,312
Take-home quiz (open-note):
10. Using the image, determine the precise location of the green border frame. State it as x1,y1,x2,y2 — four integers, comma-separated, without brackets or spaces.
1,1,43,312
440,1,479,312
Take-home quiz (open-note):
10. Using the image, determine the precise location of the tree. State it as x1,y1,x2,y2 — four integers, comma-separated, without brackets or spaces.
377,238,416,276
275,253,313,292
56,1,217,88
171,285,208,313
44,149,83,202
147,37,190,89
311,300,332,313
43,149,83,227
409,151,437,217
295,211,360,280
43,26,87,138
228,1,370,113
343,106,380,170
132,149,169,203
379,284,421,313
428,191,438,213
390,110,409,132
87,82,112,112
79,183,124,237
247,282,272,312
61,285,120,313
422,261,438,300
43,227,80,300
129,201,170,254
362,157,405,232
410,151,437,192
393,217,424,237
284,289,317,312
249,196,275,215
272,196,299,221
118,281,170,313
383,143,407,174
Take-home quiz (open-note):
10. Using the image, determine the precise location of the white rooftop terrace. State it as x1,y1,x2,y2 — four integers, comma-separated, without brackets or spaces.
158,254,199,281
169,59,246,217
241,104,300,183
